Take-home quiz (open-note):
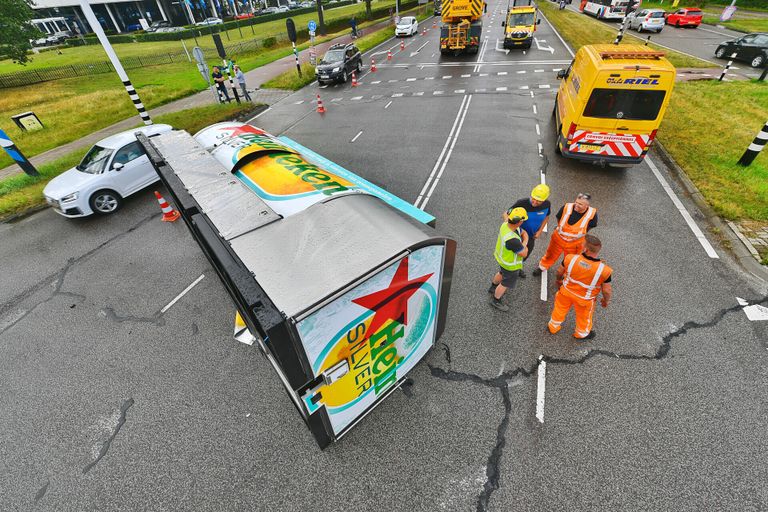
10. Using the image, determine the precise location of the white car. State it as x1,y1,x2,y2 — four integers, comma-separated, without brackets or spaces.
195,17,223,26
395,16,418,37
627,9,665,33
43,124,173,217
276,5,290,12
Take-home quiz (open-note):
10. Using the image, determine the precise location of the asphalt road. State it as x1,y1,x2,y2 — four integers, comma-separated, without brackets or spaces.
2,5,768,511
562,2,766,79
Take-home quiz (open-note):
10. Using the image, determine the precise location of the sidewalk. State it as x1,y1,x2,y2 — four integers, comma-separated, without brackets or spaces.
0,18,394,181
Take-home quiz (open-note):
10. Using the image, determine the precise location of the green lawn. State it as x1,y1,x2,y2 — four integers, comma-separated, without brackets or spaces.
701,16,768,33
0,103,259,219
538,1,711,68
540,0,768,223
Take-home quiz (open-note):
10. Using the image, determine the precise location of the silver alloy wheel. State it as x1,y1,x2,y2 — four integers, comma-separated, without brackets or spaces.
751,55,765,68
93,192,119,213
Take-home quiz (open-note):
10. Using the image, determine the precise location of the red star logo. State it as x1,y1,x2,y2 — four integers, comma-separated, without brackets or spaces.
218,124,265,137
352,257,433,337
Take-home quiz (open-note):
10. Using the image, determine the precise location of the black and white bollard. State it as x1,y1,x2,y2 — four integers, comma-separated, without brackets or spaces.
718,53,737,82
223,59,241,104
0,129,39,176
644,35,651,46
613,16,628,45
737,120,768,167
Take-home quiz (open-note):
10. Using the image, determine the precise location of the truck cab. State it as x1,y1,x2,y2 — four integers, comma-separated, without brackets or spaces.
502,3,539,49
554,44,676,166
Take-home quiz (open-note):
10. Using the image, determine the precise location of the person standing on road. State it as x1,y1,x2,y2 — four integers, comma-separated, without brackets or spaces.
212,66,230,102
233,65,252,101
489,207,529,312
509,184,551,278
547,234,612,340
533,192,597,277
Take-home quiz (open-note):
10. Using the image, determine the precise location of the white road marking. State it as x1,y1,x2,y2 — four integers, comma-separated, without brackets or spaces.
160,274,205,314
475,88,487,93
540,270,547,301
425,76,435,80
534,69,545,73
415,95,472,210
537,142,543,156
434,91,444,95
535,124,540,136
539,84,551,89
533,105,538,114
645,156,719,259
294,100,305,104
498,71,508,75
496,86,508,91
331,98,342,102
350,130,363,143
517,70,526,74
455,89,466,93
539,11,575,58
406,77,417,81
530,91,534,98
736,297,768,322
552,68,562,72
414,91,424,96
480,73,489,76
520,85,529,90
535,355,546,423
351,96,363,100
388,79,398,83
384,100,393,109
461,74,471,77
371,80,381,84
443,75,453,79
391,93,404,97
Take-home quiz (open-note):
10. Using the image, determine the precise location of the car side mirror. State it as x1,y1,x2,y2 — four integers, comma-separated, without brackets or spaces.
556,69,567,79
112,162,124,171
501,21,505,26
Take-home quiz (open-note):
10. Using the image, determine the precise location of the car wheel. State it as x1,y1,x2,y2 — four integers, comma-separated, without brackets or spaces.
714,46,726,59
342,70,348,83
751,54,766,68
89,189,123,215
657,28,663,33
356,61,361,73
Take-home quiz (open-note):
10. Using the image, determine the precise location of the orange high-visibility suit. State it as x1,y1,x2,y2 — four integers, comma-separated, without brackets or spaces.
538,203,597,270
548,253,613,338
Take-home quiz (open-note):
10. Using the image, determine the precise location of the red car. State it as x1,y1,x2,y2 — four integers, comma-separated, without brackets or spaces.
665,8,703,28
234,13,254,19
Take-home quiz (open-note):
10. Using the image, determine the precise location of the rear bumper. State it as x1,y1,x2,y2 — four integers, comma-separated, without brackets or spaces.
560,145,646,165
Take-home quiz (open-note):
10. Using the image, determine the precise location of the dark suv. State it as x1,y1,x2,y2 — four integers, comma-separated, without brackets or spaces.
316,43,362,84
715,33,768,68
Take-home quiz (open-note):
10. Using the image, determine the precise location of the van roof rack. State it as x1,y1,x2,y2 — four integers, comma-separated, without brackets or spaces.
599,50,666,60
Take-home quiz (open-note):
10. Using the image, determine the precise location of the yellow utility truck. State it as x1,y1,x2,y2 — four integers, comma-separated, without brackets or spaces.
440,0,484,55
502,0,540,50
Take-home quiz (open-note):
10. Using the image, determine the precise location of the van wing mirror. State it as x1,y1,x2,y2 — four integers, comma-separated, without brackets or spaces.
556,69,567,79
501,21,505,26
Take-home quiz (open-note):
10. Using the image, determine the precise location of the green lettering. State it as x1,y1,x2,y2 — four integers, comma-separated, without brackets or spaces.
302,172,332,184
373,364,398,394
369,321,404,358
372,346,397,374
317,181,351,196
346,323,366,344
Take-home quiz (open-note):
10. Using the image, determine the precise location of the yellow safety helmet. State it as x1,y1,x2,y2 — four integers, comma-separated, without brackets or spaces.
507,207,528,223
531,184,550,202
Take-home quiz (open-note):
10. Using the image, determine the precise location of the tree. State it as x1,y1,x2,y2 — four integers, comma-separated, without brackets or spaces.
365,0,371,20
0,0,40,65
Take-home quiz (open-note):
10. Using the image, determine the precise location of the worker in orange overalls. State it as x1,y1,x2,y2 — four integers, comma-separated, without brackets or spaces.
532,193,597,277
547,234,613,340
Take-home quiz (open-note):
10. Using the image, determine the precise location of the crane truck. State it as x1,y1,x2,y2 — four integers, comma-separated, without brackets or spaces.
440,0,485,55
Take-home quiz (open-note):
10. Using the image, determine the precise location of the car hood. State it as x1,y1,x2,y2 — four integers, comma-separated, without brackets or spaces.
396,24,411,29
43,167,100,198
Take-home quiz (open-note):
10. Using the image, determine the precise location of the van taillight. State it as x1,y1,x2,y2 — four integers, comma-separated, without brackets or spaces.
566,123,577,141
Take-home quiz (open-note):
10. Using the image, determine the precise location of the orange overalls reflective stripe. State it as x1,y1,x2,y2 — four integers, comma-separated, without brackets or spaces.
548,254,613,338
538,203,597,270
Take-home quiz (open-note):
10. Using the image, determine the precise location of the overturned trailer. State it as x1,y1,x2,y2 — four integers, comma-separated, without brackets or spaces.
138,123,456,448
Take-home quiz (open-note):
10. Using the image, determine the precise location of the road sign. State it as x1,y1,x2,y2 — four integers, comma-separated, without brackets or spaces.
308,20,317,32
192,46,206,65
720,5,737,22
0,129,39,176
287,18,297,43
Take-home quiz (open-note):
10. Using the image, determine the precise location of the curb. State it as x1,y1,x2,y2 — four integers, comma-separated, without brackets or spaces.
652,140,768,284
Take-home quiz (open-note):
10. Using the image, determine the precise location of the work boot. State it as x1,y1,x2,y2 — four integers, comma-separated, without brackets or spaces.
488,283,497,293
532,267,543,277
490,297,509,312
576,331,596,341
518,269,527,278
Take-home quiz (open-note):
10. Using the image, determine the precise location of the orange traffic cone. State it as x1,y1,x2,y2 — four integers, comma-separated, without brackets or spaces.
351,71,358,87
316,94,326,114
154,191,180,222
371,58,377,72
400,40,404,50
433,19,437,29
387,50,392,60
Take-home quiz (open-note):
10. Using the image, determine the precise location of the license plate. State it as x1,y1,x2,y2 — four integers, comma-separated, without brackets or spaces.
578,143,603,152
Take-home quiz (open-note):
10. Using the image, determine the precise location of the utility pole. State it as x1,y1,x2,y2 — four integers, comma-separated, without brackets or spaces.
79,0,152,125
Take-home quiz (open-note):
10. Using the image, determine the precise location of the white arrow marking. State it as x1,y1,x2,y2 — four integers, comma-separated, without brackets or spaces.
410,40,430,57
534,37,555,54
737,297,768,321
494,39,510,55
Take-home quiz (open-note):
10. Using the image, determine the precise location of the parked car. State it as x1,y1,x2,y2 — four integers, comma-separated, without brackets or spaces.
715,33,768,68
234,12,254,19
42,125,174,217
395,16,418,37
665,7,703,28
156,26,185,32
315,43,362,84
299,1,315,7
145,20,171,32
195,17,223,26
276,5,290,12
125,22,143,31
627,9,665,33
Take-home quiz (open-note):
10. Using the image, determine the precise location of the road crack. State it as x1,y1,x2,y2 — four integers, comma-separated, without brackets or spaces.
429,295,768,511
83,398,134,474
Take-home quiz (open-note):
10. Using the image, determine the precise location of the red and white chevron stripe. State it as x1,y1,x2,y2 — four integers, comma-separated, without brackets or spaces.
568,130,650,158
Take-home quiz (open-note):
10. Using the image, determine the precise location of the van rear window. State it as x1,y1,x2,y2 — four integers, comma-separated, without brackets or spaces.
583,89,666,121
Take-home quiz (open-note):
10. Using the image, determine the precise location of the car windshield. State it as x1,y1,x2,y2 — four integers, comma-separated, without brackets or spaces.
77,145,114,174
583,89,666,121
508,13,534,26
321,50,344,63
649,11,664,18
398,17,413,25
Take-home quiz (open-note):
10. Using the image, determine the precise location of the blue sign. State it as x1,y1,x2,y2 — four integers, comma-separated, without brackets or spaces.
308,20,317,32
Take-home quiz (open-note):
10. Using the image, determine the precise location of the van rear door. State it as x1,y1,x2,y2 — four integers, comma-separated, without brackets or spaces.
571,69,671,158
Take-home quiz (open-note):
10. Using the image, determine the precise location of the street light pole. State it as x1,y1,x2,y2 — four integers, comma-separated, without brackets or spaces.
79,0,152,125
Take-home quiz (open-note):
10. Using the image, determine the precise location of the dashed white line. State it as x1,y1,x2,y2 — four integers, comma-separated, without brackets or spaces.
520,85,529,90
645,156,719,259
294,100,305,104
425,76,435,80
532,104,538,114
414,91,424,96
351,96,363,100
497,71,508,76
406,77,417,82
461,74,471,77
443,75,453,79
535,123,540,136
517,70,526,74
350,130,363,143
479,73,489,76
535,355,546,423
455,89,466,93
496,86,508,91
388,79,398,83
384,100,393,109
161,274,205,314
537,142,543,156
476,88,487,93
534,69,545,73
371,80,381,84
539,84,551,89
434,91,444,95
391,93,404,97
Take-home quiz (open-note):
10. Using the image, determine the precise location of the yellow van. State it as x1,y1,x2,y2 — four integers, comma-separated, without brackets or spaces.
554,44,675,166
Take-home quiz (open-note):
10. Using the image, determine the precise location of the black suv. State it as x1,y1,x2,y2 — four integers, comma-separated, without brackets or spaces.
316,43,362,84
715,33,768,68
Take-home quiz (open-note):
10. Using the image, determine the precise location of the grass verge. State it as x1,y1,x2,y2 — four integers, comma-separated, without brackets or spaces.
541,1,768,223
0,103,259,220
538,1,712,68
701,17,768,33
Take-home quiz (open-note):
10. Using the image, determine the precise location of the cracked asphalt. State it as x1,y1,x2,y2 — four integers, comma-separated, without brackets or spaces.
2,5,768,510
